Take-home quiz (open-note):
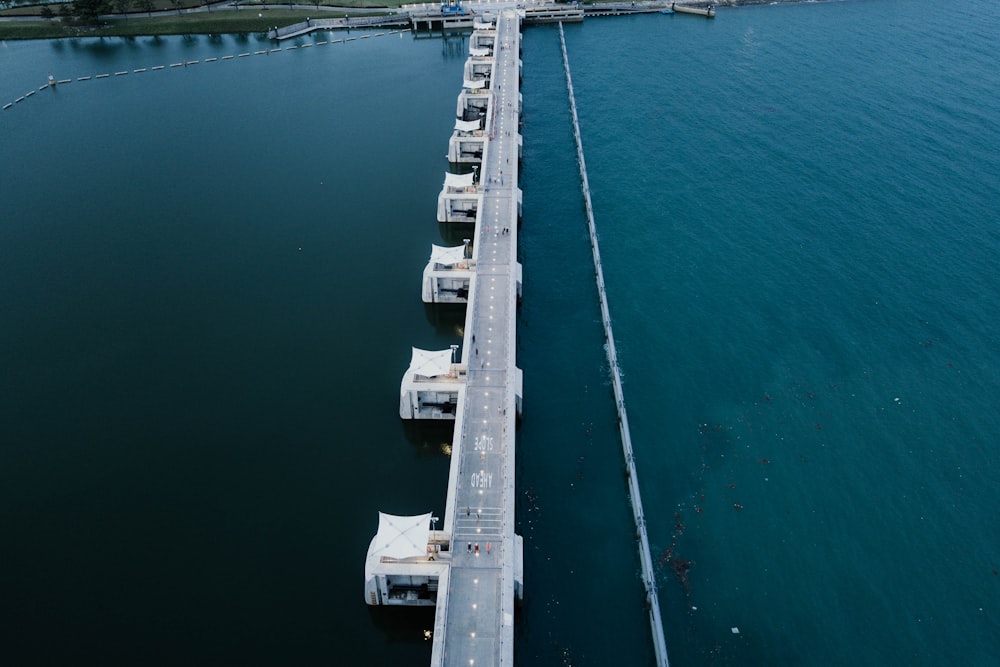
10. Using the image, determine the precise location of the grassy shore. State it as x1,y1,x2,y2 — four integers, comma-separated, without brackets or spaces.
0,1,403,39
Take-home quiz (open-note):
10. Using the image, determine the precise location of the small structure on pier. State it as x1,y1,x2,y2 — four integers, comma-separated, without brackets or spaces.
399,347,467,419
364,512,449,606
410,3,475,31
423,244,474,303
470,29,495,54
457,88,491,122
437,171,481,223
464,57,494,88
448,118,486,163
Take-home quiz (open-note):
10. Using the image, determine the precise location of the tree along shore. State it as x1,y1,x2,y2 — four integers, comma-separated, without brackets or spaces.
0,0,808,40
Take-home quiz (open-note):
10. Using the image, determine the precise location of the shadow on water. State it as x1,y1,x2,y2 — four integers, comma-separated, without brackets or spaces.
367,605,438,645
437,222,475,246
422,302,466,338
400,420,455,459
441,31,469,59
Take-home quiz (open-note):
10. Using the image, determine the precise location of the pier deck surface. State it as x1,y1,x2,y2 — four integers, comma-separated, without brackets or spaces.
431,9,521,667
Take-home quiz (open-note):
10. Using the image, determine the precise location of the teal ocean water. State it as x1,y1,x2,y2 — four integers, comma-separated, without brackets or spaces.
3,1,999,664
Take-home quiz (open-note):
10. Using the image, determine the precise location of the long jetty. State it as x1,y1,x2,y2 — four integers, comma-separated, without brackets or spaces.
432,9,523,666
365,9,524,667
364,6,686,667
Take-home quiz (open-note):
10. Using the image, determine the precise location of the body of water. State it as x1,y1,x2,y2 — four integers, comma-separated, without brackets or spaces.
2,1,999,664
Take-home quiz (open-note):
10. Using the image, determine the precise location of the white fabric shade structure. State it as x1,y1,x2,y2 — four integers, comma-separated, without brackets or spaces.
470,46,492,56
430,244,468,267
443,171,476,189
407,347,455,379
368,512,433,561
464,79,489,90
454,118,482,132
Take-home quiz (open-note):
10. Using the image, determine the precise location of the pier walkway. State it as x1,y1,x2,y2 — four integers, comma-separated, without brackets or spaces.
431,12,523,666
365,9,524,667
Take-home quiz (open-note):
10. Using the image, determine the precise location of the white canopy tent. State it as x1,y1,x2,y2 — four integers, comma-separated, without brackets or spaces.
443,171,476,189
406,347,455,380
454,118,482,132
368,512,433,562
430,244,468,267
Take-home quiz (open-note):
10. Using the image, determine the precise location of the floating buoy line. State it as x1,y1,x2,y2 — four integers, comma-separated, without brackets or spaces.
2,28,411,113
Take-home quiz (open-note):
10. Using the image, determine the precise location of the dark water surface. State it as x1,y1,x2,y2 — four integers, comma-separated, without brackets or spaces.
3,1,999,664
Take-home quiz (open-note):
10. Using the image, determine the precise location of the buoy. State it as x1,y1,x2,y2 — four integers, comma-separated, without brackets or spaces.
48,75,55,86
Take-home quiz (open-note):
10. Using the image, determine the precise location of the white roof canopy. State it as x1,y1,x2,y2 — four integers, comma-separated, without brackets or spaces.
430,244,467,267
407,347,454,379
444,171,476,189
370,512,432,561
454,118,482,132
469,47,491,57
464,79,489,90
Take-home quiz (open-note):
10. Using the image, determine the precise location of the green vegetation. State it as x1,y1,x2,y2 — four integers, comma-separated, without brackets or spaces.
0,1,404,39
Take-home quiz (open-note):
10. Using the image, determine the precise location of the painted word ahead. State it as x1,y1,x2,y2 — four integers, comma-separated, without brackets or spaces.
471,470,494,489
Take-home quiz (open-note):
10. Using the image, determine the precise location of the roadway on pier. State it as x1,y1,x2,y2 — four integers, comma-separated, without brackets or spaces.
432,9,521,667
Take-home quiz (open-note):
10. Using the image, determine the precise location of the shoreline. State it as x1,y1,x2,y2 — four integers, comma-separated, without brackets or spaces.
0,0,819,41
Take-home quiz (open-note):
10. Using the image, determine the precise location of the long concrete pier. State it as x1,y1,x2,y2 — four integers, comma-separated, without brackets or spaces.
366,9,524,667
366,6,687,665
432,9,523,666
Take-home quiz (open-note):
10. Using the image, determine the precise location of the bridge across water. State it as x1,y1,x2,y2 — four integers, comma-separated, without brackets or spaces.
431,9,523,666
366,7,674,667
365,9,524,667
